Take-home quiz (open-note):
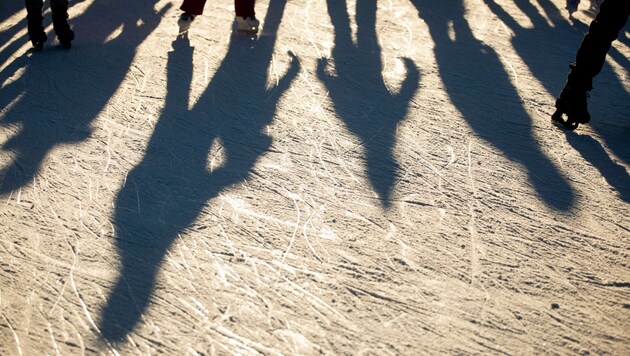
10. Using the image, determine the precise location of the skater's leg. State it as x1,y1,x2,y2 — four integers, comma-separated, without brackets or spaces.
234,0,258,33
566,0,630,91
553,0,629,129
23,0,46,47
235,0,256,17
180,0,207,16
50,0,73,48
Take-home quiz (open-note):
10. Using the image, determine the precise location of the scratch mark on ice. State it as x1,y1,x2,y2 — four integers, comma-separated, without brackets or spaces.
3,313,23,356
282,189,301,263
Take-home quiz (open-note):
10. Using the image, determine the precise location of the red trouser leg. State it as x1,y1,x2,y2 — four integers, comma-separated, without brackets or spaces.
235,0,255,17
180,0,255,17
180,0,206,16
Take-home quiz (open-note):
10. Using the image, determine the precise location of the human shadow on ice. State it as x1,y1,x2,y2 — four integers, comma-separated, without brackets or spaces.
0,0,169,194
483,0,630,172
411,0,574,210
0,2,27,50
0,2,29,105
317,0,420,209
0,0,22,23
564,131,630,202
99,0,299,341
481,0,587,95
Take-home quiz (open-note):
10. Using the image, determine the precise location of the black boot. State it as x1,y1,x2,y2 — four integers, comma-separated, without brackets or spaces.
56,27,74,49
552,85,590,131
52,12,74,49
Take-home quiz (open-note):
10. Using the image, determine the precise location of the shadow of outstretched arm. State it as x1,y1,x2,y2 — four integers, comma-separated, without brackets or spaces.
317,0,420,208
0,1,171,195
99,0,299,342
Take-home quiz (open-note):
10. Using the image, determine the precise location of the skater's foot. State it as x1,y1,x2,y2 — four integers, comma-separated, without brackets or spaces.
57,29,74,49
236,16,259,33
31,41,44,50
178,13,195,34
552,85,590,131
30,32,47,51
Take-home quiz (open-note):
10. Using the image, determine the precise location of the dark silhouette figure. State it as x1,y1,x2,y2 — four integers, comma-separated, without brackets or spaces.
0,1,170,195
481,0,628,131
317,0,419,209
99,0,299,341
484,0,630,195
410,0,574,210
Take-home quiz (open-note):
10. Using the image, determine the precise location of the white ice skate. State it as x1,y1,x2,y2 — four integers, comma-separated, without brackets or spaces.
178,13,195,34
236,16,259,33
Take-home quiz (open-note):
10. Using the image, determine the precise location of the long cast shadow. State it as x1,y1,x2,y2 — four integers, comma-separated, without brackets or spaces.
0,0,169,194
0,1,22,23
481,0,585,96
0,2,29,108
99,0,299,341
410,0,574,210
564,131,629,202
317,0,419,209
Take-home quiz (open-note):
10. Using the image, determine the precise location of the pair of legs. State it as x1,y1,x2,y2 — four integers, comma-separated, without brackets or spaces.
180,0,256,17
178,0,258,33
24,0,74,49
553,0,630,129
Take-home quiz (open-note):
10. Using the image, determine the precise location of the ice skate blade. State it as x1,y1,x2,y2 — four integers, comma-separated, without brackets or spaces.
178,25,191,35
177,18,193,35
236,28,259,34
551,111,579,131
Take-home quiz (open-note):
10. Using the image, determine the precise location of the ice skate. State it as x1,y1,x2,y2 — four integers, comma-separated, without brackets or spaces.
58,30,74,49
31,39,45,50
178,13,195,34
30,31,46,50
551,85,590,131
236,16,259,33
56,27,74,49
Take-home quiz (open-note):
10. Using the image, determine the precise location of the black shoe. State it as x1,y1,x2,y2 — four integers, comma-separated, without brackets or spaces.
29,28,47,50
58,29,74,49
31,40,44,50
551,85,590,130
30,34,46,50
